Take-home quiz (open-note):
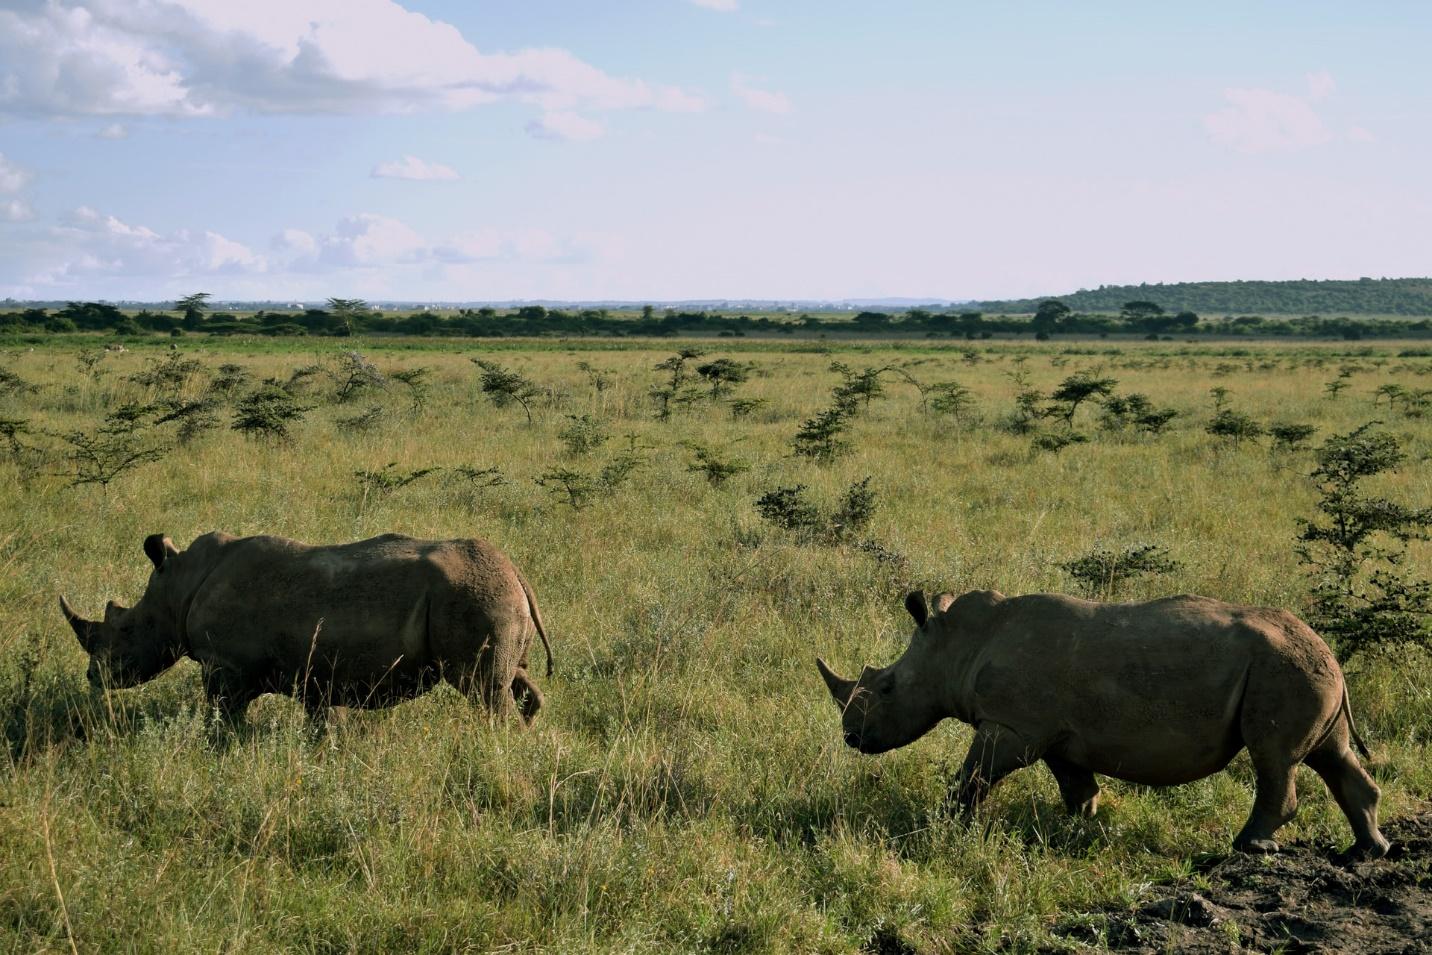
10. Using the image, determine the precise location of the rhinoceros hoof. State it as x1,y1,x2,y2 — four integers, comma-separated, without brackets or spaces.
1344,835,1392,862
1234,838,1281,855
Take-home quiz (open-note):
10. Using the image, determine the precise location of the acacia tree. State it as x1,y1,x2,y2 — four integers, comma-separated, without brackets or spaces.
174,292,211,329
1296,423,1432,659
473,359,540,424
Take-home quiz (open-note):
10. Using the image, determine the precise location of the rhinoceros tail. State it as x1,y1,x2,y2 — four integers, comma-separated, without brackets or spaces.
518,570,553,678
1341,683,1371,760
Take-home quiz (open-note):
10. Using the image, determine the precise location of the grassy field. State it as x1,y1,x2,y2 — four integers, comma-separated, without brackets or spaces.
1,336,1429,953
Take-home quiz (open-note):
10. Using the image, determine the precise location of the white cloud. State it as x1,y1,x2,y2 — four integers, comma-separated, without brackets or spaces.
731,73,792,115
1347,125,1377,144
1204,86,1332,153
690,0,739,11
2,199,36,222
317,213,427,267
525,111,605,142
0,0,703,124
97,123,129,139
32,205,266,285
0,153,30,193
272,228,317,254
371,155,461,181
1305,70,1335,101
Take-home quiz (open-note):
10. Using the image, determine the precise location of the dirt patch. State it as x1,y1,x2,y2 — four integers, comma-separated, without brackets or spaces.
1046,812,1432,953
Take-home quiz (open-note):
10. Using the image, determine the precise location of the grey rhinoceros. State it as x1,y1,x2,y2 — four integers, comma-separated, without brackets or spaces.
817,590,1389,859
61,532,553,725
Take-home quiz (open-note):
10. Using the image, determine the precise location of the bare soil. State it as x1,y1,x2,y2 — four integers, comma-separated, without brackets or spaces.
1045,811,1432,953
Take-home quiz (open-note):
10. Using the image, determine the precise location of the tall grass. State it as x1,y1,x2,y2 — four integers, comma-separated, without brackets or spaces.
1,337,1428,952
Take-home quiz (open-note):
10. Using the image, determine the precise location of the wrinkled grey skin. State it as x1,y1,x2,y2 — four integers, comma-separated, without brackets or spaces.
817,590,1389,860
62,532,553,725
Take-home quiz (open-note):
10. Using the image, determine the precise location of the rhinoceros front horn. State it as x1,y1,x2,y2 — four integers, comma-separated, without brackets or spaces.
816,657,857,708
59,595,98,651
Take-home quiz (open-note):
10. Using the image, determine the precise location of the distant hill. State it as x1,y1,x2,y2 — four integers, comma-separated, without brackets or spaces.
974,278,1432,316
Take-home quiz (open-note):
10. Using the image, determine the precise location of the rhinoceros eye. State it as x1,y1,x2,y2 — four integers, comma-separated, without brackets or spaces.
878,682,893,696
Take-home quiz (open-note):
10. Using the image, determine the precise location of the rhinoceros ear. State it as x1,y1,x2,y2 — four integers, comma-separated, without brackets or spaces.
904,591,929,627
143,534,177,572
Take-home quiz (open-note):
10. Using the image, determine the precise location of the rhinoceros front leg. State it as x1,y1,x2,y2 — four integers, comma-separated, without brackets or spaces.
203,665,257,727
947,722,1037,816
1043,754,1100,818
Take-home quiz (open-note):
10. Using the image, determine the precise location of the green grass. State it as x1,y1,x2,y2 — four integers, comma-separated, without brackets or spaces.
1,337,1429,953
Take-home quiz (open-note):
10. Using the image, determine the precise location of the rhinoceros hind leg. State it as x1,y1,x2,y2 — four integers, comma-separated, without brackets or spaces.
947,722,1037,817
511,668,543,726
447,663,518,722
1303,729,1390,860
1044,755,1100,817
1233,756,1299,854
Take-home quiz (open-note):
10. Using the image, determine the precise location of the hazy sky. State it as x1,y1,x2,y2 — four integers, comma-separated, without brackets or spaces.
1,1,1428,303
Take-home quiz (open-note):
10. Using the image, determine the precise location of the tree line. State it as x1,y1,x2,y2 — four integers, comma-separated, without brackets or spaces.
2,294,1431,340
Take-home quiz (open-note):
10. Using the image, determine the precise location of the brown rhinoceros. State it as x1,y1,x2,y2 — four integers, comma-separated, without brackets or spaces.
816,590,1389,859
61,532,553,725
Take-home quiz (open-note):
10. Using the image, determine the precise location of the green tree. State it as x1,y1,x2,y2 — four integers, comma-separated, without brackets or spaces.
174,292,211,330
1030,300,1070,336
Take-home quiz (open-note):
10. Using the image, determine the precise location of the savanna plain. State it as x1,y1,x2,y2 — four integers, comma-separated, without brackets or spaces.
1,335,1430,953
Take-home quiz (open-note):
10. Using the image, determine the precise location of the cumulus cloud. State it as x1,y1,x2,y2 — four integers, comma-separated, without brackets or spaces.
1305,70,1335,101
1204,85,1332,153
272,228,317,254
689,0,739,11
0,153,30,193
2,199,36,222
0,0,703,123
731,73,792,114
525,111,605,142
371,155,460,181
32,205,266,286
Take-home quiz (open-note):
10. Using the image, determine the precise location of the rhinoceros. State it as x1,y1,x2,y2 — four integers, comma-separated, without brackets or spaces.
61,531,553,725
816,590,1389,859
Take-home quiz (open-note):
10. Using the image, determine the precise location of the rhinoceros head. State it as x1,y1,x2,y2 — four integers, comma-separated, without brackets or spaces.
816,590,956,755
61,533,185,689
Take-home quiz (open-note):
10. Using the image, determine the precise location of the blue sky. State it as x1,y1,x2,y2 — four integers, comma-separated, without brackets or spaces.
0,1,1428,303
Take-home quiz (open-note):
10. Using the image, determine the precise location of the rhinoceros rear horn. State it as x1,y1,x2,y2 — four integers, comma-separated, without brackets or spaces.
904,590,929,627
59,595,97,651
816,657,857,708
143,533,176,571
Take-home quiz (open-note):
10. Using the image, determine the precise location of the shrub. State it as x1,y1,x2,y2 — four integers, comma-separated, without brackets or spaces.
1046,372,1117,427
354,462,440,509
127,352,205,397
154,397,221,445
333,351,387,403
1060,543,1181,599
389,367,431,413
233,386,308,442
1269,422,1317,451
474,359,540,423
1206,408,1264,443
558,414,610,455
927,382,976,425
55,404,169,489
1296,423,1432,659
754,477,880,545
793,407,851,463
685,444,750,487
729,397,767,419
